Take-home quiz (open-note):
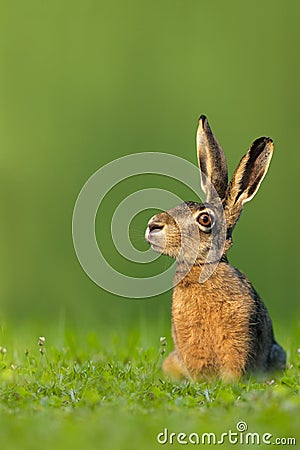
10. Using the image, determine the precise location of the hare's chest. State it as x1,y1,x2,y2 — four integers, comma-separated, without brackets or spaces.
172,287,225,347
171,285,251,376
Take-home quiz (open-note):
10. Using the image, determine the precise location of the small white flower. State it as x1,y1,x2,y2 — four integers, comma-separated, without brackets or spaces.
160,336,167,346
38,336,46,346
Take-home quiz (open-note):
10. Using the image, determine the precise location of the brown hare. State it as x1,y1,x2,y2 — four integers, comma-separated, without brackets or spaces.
145,115,286,382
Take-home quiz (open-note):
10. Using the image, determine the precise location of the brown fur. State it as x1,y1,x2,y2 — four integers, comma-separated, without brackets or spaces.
171,264,253,382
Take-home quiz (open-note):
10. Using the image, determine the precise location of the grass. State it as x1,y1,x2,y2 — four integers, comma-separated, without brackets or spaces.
0,323,299,450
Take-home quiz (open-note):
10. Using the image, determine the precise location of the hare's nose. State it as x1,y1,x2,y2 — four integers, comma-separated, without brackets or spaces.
148,222,164,233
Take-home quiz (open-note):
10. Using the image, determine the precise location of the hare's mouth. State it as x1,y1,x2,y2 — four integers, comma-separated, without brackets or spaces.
145,224,166,253
149,242,165,253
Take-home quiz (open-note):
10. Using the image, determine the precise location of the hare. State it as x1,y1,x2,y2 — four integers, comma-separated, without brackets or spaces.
145,115,286,382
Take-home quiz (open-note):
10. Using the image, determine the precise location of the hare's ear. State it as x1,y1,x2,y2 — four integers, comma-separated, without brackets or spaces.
225,137,274,229
196,115,228,202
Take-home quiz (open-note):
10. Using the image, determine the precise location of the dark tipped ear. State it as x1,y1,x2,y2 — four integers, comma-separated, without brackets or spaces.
196,115,228,202
225,137,274,229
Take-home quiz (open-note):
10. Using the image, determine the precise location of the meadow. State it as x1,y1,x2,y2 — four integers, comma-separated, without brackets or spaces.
0,322,299,449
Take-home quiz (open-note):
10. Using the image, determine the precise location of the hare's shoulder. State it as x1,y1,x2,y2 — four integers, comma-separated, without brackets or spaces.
174,262,257,305
172,263,255,333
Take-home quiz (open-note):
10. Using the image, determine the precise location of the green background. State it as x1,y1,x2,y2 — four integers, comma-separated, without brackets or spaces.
0,1,299,342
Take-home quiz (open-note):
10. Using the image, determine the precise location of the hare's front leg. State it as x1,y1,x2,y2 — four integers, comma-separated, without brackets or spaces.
217,338,248,382
162,350,189,380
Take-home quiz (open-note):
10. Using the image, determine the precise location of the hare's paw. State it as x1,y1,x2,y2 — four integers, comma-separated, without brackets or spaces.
220,368,242,383
218,349,245,382
162,351,189,381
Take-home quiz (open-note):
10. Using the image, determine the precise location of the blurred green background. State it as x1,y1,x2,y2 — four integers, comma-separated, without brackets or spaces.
0,0,299,341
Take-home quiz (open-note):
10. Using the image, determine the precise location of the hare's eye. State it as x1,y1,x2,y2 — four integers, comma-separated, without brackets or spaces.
197,212,211,227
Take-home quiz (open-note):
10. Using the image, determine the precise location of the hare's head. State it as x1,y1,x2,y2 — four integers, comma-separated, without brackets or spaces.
145,116,273,269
